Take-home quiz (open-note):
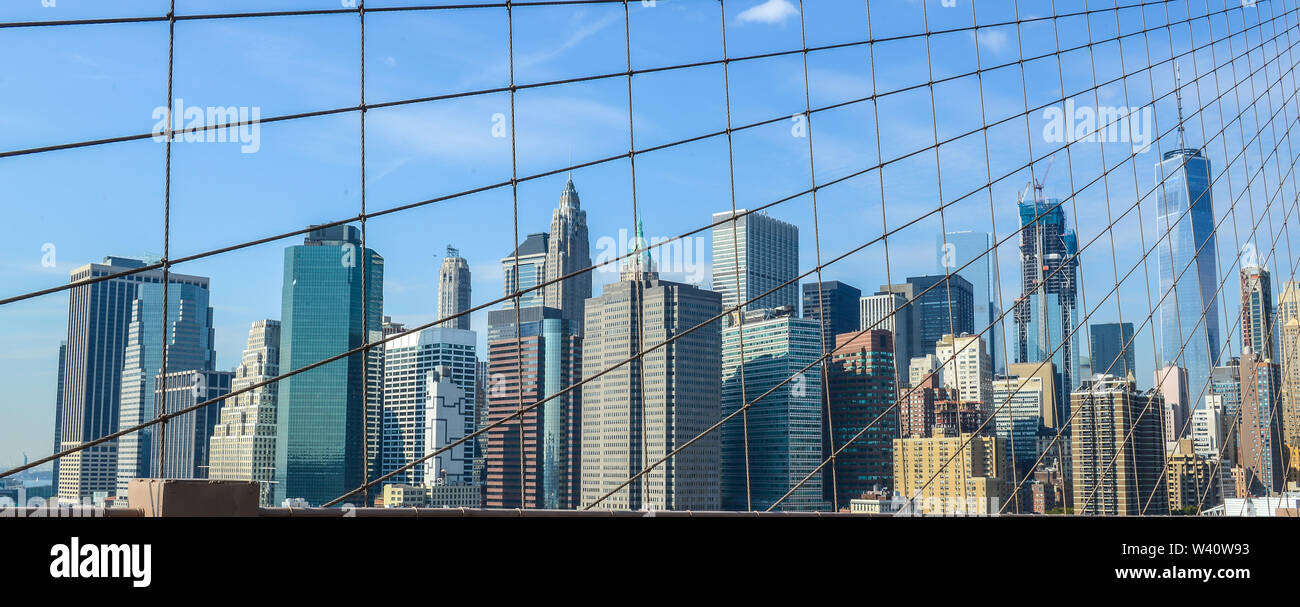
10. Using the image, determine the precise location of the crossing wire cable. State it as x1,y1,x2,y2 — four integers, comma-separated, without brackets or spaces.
0,1,1263,312
7,0,1289,493
764,6,1300,512
10,2,1300,514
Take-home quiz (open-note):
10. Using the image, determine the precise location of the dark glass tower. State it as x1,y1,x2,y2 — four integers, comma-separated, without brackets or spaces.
274,225,383,507
801,280,861,355
1015,198,1079,412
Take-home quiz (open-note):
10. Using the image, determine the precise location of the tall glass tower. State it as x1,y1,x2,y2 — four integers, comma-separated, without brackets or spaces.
274,225,383,507
939,231,999,372
115,279,216,497
1015,198,1079,415
1155,148,1219,401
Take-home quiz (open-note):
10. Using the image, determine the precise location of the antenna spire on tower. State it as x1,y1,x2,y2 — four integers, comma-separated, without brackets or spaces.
1175,62,1186,150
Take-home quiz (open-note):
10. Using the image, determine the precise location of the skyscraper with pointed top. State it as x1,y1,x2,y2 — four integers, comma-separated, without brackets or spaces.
1156,64,1219,402
438,245,471,330
544,177,592,334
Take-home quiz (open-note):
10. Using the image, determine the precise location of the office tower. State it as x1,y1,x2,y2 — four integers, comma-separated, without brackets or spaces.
711,209,799,317
380,328,477,487
1192,397,1224,459
275,225,383,507
1154,365,1189,446
1008,361,1059,429
992,374,1046,470
53,341,66,495
893,429,1012,515
152,369,233,479
115,277,216,497
879,275,975,361
861,293,911,386
582,226,723,510
1281,281,1300,451
543,177,592,333
484,306,581,509
1070,375,1168,515
437,246,472,330
502,232,548,309
209,320,281,506
1240,264,1274,360
1238,351,1284,495
56,257,194,503
1015,197,1080,410
721,308,824,511
1209,359,1242,465
935,333,992,411
802,280,860,355
1089,322,1136,379
939,231,1000,371
1155,147,1220,402
824,331,896,509
1166,439,1220,512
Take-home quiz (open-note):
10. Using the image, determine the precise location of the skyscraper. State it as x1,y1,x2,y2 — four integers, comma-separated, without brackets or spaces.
1155,147,1220,403
712,209,799,317
275,225,383,507
209,320,281,506
115,278,215,497
152,369,233,479
802,280,860,355
544,177,592,333
893,430,1012,515
1070,375,1168,515
56,257,207,504
935,333,992,412
992,374,1047,471
860,292,911,387
582,224,722,510
1240,264,1275,360
879,275,974,362
1015,198,1080,410
1089,322,1136,379
1279,281,1300,453
721,307,823,511
380,327,477,487
824,330,896,509
1238,351,1284,495
484,306,582,509
437,246,472,330
939,231,1000,371
502,233,548,309
1209,359,1241,465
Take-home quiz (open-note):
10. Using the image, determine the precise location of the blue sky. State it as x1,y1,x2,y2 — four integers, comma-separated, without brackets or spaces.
1,0,1295,468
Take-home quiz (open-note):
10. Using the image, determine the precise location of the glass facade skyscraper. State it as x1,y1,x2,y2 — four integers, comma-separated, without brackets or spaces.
57,257,211,504
1015,198,1079,411
484,306,582,509
501,233,548,309
721,309,824,512
1155,148,1220,402
274,225,383,507
879,275,974,361
115,279,215,497
1090,322,1136,379
801,280,860,355
939,231,999,371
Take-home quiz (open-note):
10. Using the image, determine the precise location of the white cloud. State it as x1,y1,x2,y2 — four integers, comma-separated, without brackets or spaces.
971,28,1010,53
736,0,798,25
